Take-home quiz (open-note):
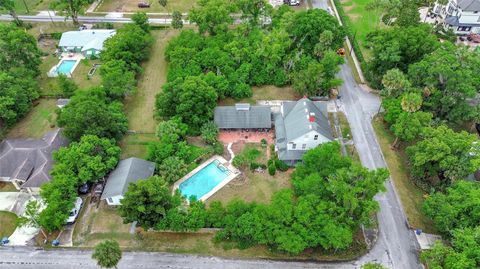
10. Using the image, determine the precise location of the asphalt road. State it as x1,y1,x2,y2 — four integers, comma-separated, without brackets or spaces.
0,3,421,269
0,247,364,269
0,14,173,24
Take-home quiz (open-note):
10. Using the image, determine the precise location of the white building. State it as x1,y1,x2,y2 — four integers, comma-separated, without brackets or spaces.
274,97,334,165
431,0,480,34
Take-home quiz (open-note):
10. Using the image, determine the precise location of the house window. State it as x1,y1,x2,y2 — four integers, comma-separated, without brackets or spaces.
447,6,454,13
107,198,114,204
292,143,296,149
314,135,319,140
302,144,306,150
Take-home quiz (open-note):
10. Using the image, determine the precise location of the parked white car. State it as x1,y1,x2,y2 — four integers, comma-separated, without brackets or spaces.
66,197,83,224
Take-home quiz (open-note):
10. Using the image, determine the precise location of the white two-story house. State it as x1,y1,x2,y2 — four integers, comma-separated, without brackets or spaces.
432,0,480,34
274,97,334,165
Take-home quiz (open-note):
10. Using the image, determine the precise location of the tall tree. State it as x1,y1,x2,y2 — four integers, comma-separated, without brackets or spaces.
99,60,136,99
51,135,121,185
0,23,42,74
391,111,432,147
171,10,183,29
57,74,78,98
50,0,90,25
131,12,150,33
400,92,422,112
408,43,480,124
92,240,122,269
189,0,234,35
423,181,480,235
56,88,128,141
236,0,270,26
406,125,480,188
119,176,181,229
366,24,439,88
0,0,21,25
155,76,218,134
381,68,410,98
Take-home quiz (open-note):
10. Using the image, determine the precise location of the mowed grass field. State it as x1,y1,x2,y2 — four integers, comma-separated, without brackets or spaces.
6,99,58,139
339,0,383,58
96,0,196,13
0,211,18,238
13,0,54,14
372,116,436,233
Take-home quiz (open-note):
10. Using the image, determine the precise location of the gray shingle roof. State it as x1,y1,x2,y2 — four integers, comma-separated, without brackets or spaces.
0,129,69,188
101,158,155,199
274,98,333,162
214,104,272,129
457,0,480,11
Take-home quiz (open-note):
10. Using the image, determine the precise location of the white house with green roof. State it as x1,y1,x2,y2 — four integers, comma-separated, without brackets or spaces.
58,29,116,58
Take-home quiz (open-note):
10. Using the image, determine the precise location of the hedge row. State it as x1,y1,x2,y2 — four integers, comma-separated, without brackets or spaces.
332,0,365,63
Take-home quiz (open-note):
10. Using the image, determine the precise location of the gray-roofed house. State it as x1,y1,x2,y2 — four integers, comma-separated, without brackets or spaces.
431,0,480,34
58,30,116,58
0,129,68,193
101,157,155,206
214,103,272,129
274,97,333,165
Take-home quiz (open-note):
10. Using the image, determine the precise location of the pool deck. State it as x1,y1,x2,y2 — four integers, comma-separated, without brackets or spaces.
47,53,84,78
173,155,241,202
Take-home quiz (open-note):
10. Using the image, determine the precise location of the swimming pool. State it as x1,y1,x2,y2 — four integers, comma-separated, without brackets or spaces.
179,160,231,201
56,60,77,75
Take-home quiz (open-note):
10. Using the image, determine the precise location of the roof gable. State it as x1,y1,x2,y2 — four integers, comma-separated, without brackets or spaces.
101,158,156,199
58,30,116,51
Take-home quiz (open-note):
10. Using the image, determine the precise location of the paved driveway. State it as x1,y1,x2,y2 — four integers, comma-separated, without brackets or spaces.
0,192,40,246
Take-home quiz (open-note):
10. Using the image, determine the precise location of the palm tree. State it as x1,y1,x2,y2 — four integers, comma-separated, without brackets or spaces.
401,92,423,112
92,240,122,269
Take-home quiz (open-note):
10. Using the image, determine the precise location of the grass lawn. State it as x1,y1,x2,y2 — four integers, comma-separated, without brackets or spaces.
119,133,157,159
339,0,383,58
13,0,55,14
123,30,179,133
74,201,366,261
6,99,57,139
0,211,18,238
0,182,17,192
96,0,196,13
209,143,292,205
219,85,299,106
372,116,435,233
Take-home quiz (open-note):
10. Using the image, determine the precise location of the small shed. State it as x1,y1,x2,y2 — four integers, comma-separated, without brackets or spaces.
101,157,155,206
214,104,272,129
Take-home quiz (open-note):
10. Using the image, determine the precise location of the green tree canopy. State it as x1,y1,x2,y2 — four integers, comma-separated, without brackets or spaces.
408,43,480,124
51,135,120,185
99,60,136,100
92,240,122,269
406,125,480,188
155,76,218,134
171,10,184,29
189,0,235,35
381,68,410,98
119,176,182,229
50,0,91,25
56,88,128,141
391,111,432,144
57,74,78,98
200,121,219,145
131,12,150,33
423,181,480,235
0,23,42,75
366,24,440,88
101,23,154,74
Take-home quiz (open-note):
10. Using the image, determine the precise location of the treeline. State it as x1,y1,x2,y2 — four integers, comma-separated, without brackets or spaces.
119,143,389,255
156,0,346,134
364,13,480,269
38,13,154,232
0,23,42,131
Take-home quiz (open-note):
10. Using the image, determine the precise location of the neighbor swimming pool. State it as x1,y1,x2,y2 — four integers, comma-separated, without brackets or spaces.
56,60,77,75
179,160,231,201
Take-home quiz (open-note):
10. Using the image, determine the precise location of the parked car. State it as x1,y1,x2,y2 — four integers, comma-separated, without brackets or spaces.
78,183,91,194
138,1,150,8
66,197,83,224
284,0,300,6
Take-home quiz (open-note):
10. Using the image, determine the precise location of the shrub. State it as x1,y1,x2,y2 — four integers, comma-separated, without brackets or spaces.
268,164,276,176
274,159,289,172
232,155,247,168
260,139,267,148
213,143,224,155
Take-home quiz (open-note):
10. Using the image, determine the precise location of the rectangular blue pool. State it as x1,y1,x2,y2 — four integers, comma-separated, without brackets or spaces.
56,60,77,75
179,160,230,201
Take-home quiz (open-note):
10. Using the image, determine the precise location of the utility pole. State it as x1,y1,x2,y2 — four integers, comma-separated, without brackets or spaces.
21,0,30,14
